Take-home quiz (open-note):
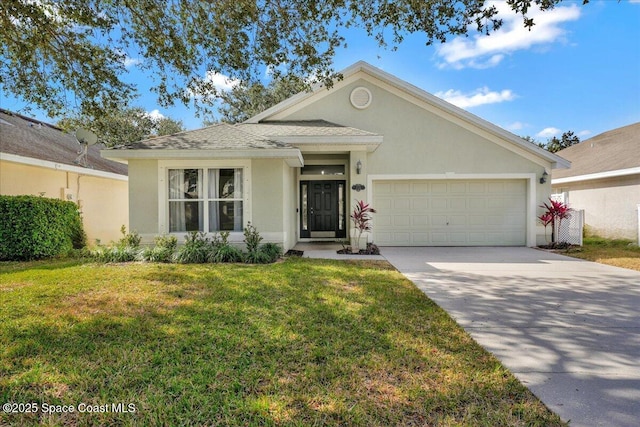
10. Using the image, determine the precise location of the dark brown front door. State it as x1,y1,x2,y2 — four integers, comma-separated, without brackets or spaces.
300,180,346,238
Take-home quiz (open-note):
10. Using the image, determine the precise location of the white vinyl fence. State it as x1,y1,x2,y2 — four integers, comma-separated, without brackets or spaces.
556,209,584,246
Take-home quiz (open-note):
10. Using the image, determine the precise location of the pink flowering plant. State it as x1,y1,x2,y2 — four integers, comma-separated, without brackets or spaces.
538,198,572,244
351,200,376,249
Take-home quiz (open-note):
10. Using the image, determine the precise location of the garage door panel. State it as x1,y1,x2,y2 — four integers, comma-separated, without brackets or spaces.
373,179,526,246
412,215,428,226
394,198,410,210
449,198,467,209
450,182,467,193
431,183,448,193
394,215,410,227
394,183,411,193
412,199,428,210
431,199,447,209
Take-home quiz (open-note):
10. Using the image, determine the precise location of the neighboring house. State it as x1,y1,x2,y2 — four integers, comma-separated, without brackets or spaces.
552,122,640,243
103,61,569,250
0,109,129,243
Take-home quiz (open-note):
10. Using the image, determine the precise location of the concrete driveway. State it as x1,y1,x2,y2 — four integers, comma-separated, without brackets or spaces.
383,247,640,427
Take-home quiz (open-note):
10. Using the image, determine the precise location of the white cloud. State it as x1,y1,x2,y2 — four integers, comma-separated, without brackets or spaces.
187,71,240,100
203,71,240,92
536,127,562,138
506,121,526,131
436,1,581,69
146,109,165,121
435,86,516,109
123,57,141,68
578,130,592,138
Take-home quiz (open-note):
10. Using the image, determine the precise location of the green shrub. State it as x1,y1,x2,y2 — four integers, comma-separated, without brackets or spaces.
243,222,263,253
154,234,178,251
209,244,243,263
175,232,211,264
118,225,141,248
90,246,139,263
0,195,86,260
260,243,283,263
243,249,271,264
140,235,178,263
141,246,175,263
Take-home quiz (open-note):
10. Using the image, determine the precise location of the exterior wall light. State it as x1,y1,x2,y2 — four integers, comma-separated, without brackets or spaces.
540,171,548,184
356,160,362,174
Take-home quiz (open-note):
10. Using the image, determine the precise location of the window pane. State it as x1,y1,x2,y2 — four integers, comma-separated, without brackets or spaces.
169,201,203,232
338,182,345,231
209,201,242,231
209,168,242,199
219,169,235,199
301,165,345,175
301,183,308,231
169,169,201,199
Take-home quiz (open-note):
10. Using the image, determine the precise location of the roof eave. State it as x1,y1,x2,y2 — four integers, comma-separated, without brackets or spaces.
101,148,304,167
552,166,640,185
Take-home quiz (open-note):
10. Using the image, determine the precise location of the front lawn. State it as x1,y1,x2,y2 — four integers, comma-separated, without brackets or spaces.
0,258,564,426
565,237,640,271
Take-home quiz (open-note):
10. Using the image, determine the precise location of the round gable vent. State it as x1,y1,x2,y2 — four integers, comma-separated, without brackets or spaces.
350,87,372,109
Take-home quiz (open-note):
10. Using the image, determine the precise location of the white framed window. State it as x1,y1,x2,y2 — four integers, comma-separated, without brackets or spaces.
160,160,250,235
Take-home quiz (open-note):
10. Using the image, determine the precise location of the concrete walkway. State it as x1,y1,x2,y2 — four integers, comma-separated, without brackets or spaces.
292,242,386,261
383,247,640,427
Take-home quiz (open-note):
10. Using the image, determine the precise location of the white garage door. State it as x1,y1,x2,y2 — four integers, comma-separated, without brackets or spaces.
373,179,527,246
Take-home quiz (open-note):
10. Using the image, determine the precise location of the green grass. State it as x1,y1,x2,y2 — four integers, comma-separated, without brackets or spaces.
564,237,640,271
0,258,564,426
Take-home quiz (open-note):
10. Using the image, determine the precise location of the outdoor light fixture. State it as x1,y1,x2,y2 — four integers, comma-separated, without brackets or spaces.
356,160,362,174
540,171,548,184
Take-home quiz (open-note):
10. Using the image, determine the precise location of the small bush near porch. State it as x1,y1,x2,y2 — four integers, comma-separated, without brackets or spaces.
0,259,564,426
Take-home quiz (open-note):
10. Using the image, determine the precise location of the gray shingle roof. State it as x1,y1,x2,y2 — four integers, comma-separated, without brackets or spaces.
553,122,640,179
238,120,379,137
121,123,292,150
0,109,128,176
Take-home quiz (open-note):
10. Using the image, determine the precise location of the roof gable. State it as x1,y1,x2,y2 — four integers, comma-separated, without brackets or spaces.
246,61,569,169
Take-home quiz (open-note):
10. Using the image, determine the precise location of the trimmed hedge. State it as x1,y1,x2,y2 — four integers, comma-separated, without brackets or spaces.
0,195,86,260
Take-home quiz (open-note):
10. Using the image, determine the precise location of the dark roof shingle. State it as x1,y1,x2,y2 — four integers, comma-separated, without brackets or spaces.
0,109,127,176
122,123,291,150
553,122,640,179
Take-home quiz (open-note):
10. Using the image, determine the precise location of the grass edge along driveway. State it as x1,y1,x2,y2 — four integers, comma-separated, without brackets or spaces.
0,258,565,426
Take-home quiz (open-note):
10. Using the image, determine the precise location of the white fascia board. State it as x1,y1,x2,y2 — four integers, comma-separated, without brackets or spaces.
1,152,128,181
552,167,640,185
295,143,380,153
101,148,303,166
275,135,383,144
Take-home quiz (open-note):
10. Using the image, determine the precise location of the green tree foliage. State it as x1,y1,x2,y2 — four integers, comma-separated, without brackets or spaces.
1,0,588,121
546,130,580,153
522,131,581,153
58,107,185,146
206,75,307,124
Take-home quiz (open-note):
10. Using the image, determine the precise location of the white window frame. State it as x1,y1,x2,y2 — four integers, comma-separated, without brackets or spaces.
158,160,251,240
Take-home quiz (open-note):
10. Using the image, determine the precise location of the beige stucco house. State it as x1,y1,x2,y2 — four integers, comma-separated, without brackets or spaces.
552,123,640,243
0,109,129,244
103,61,568,250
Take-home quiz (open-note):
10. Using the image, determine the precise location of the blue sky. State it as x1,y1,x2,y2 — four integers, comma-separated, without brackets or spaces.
2,0,639,142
